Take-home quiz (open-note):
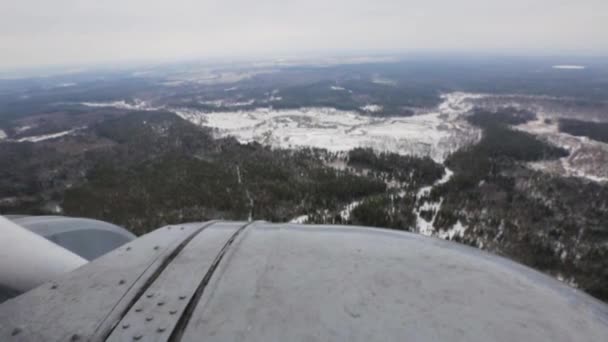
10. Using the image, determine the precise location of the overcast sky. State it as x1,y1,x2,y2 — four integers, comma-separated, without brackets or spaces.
0,0,605,70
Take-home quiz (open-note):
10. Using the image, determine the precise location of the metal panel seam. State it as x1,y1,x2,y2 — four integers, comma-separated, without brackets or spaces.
95,220,220,341
167,220,257,341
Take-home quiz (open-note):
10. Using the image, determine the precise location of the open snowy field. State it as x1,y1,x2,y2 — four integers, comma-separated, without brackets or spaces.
516,117,608,182
174,92,483,162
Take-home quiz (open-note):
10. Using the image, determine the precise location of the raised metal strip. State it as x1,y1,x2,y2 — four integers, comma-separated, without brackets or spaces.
105,221,249,342
0,222,210,342
167,221,255,342
94,221,219,341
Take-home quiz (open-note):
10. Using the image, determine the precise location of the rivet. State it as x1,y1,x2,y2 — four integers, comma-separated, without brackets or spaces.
133,334,142,340
157,301,164,306
146,316,153,322
179,295,186,300
119,279,126,285
122,323,130,329
11,328,21,336
157,327,166,333
146,293,154,298
135,307,143,312
153,246,160,250
169,310,177,315
70,333,80,341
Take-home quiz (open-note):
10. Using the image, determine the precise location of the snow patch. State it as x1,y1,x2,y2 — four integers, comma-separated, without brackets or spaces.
15,125,32,134
17,128,80,143
340,200,362,221
200,99,255,108
81,99,155,111
372,76,396,86
556,273,579,287
552,65,586,70
290,215,309,224
0,129,6,141
330,85,353,93
268,90,282,102
361,104,383,113
437,221,468,240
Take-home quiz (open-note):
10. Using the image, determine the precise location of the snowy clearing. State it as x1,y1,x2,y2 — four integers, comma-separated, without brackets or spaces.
174,92,482,162
516,117,608,183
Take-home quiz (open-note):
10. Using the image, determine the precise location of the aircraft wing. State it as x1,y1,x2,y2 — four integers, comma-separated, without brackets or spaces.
1,221,607,341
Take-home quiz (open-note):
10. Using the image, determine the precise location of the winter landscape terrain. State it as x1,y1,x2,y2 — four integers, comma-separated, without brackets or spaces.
1,56,608,302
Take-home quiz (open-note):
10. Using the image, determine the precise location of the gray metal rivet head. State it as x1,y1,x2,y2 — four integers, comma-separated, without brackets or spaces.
122,323,130,329
179,295,186,300
119,279,126,285
169,310,177,315
153,246,160,250
157,301,164,306
146,316,153,322
11,328,21,336
157,327,166,333
70,333,80,341
133,334,142,340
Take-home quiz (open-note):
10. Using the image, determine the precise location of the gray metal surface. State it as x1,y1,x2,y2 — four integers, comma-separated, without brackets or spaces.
12,216,136,260
180,224,608,341
0,222,212,341
106,221,247,342
1,221,607,342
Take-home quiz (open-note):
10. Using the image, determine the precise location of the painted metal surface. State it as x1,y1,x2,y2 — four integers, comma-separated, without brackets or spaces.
180,223,608,342
0,222,210,341
106,221,246,342
0,216,87,293
12,216,136,261
0,221,607,341
12,216,135,239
